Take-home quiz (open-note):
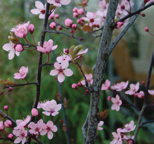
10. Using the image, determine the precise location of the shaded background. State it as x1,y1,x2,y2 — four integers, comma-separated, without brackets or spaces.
0,0,154,143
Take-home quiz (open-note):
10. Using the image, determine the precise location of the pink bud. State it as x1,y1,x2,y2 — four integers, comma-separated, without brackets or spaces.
65,18,73,27
4,105,9,111
0,123,5,131
72,83,78,89
141,13,146,17
73,12,79,18
72,24,77,30
86,89,89,94
57,26,62,31
134,93,138,97
8,133,13,139
142,81,145,85
55,14,59,19
28,24,35,34
63,48,69,54
116,22,123,29
107,96,111,101
144,27,149,32
15,44,23,52
77,82,83,87
73,7,78,12
8,87,13,92
31,108,39,116
4,120,12,127
121,5,125,9
49,13,54,20
77,8,84,15
49,22,56,29
82,1,87,5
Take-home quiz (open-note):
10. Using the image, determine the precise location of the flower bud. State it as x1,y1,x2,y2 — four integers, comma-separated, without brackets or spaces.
49,22,56,29
72,24,77,30
77,9,84,15
77,82,83,87
107,96,111,101
31,108,39,116
121,5,125,9
55,14,59,19
4,120,12,127
8,133,13,139
72,83,78,89
65,18,73,27
49,13,54,20
8,87,13,92
142,81,145,85
86,89,89,94
4,105,9,111
57,26,62,31
144,27,149,32
63,48,69,54
82,1,87,5
28,24,35,34
15,44,23,52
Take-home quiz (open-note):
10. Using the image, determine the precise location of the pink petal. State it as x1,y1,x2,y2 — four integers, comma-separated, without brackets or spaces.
55,104,62,111
31,9,40,15
42,111,50,116
39,13,45,19
9,50,15,60
52,45,58,50
63,69,73,76
52,125,57,132
14,137,22,143
52,112,59,116
3,43,11,51
54,62,60,69
57,73,65,83
35,1,44,9
61,0,71,5
50,69,58,76
47,131,53,139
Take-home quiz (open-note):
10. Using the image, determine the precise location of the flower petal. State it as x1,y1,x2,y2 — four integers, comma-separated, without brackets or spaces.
50,69,58,76
58,73,65,83
63,69,73,76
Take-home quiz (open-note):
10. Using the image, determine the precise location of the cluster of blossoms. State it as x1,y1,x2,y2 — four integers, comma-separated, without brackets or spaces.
111,120,136,144
0,100,61,143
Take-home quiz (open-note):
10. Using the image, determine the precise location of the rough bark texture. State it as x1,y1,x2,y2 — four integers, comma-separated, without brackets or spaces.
86,0,119,143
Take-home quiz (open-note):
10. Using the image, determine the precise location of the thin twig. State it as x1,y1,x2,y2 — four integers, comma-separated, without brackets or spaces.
4,82,37,88
140,120,154,127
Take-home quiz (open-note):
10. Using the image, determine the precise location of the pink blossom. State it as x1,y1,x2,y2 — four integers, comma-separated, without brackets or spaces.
28,119,45,135
65,18,73,27
111,95,122,111
31,108,39,116
123,135,134,144
15,44,23,52
81,73,93,86
111,81,128,91
50,62,73,83
116,22,124,29
31,1,46,19
148,90,154,95
97,121,104,130
47,0,71,7
40,121,57,139
14,66,28,80
73,48,88,60
111,128,122,144
72,83,78,89
28,24,35,34
37,39,58,54
101,79,110,90
135,91,144,98
3,42,20,60
125,82,139,95
121,120,136,133
4,105,9,111
13,127,27,144
38,100,61,116
8,133,13,139
0,121,5,131
11,21,30,38
49,22,56,29
4,120,12,127
56,54,71,67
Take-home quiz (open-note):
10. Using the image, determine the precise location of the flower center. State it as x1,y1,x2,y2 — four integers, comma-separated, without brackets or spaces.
55,0,60,3
41,10,45,14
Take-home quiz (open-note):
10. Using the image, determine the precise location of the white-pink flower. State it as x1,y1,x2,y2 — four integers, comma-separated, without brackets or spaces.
125,82,139,95
13,127,27,144
31,1,46,19
3,42,20,60
56,54,71,67
14,66,28,80
40,121,57,139
101,79,110,90
135,91,144,98
121,120,136,133
50,62,73,83
111,95,122,111
81,73,93,86
37,39,58,54
97,121,104,130
148,90,154,95
47,0,71,7
4,120,12,127
38,100,61,116
111,81,128,91
111,128,122,144
11,21,30,38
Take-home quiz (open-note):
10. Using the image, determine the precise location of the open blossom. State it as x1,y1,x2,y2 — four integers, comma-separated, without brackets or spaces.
81,73,93,86
125,82,139,95
50,62,73,83
3,41,20,60
134,91,144,98
148,90,154,95
101,79,110,90
38,100,61,116
47,0,71,7
13,127,27,144
40,121,57,139
56,54,71,67
97,121,104,130
111,95,122,111
111,128,122,144
111,81,128,91
121,120,136,133
11,21,30,38
37,39,58,54
31,1,46,19
14,66,28,80
4,120,12,127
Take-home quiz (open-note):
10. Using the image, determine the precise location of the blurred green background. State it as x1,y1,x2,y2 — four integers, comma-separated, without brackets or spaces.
0,0,154,144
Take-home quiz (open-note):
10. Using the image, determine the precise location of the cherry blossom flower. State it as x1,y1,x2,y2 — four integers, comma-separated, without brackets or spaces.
40,121,57,139
37,39,58,54
14,66,28,80
50,62,73,83
134,91,144,98
97,121,104,130
31,108,39,116
47,0,71,7
65,18,73,27
111,81,128,91
123,135,134,144
31,1,46,19
111,95,122,111
56,54,71,67
4,120,12,127
3,41,20,60
81,73,93,86
101,79,110,90
11,21,30,38
0,121,5,131
125,82,139,95
38,100,61,116
148,90,154,95
111,128,122,144
121,120,136,133
28,119,45,135
13,127,27,144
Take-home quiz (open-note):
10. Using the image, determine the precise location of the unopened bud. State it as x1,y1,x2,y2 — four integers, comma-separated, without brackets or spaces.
82,1,87,5
28,24,35,34
77,82,83,87
4,105,9,111
63,48,69,54
55,14,59,19
86,89,89,94
15,44,24,52
121,5,125,9
8,87,13,92
8,133,13,139
49,22,56,29
72,83,78,89
57,26,62,31
107,96,111,101
142,81,145,85
144,27,149,32
31,108,39,116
